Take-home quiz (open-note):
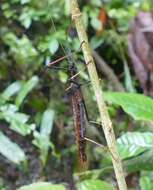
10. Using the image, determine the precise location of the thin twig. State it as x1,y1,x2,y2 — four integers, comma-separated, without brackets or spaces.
84,137,106,149
84,137,117,162
70,1,127,190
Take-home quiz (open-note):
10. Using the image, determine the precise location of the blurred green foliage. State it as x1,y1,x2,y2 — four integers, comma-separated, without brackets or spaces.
0,0,153,189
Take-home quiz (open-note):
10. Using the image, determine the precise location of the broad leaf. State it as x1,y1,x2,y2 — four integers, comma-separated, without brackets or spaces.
33,109,55,165
75,150,153,179
0,104,18,118
15,76,39,107
90,36,104,49
19,12,32,29
3,33,38,65
0,132,26,164
90,17,102,30
48,39,59,54
1,81,22,102
0,104,34,135
123,62,135,92
20,0,30,4
140,176,153,190
40,109,55,136
124,149,153,173
104,92,153,121
10,118,35,136
1,110,29,123
17,182,66,190
77,179,115,190
117,132,153,160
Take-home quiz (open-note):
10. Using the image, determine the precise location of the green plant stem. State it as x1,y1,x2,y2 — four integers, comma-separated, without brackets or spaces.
70,1,127,190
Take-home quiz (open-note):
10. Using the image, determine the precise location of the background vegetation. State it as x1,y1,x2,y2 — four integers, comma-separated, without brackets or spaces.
0,0,153,189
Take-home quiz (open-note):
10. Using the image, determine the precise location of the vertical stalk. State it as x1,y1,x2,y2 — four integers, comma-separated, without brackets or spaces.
70,1,127,190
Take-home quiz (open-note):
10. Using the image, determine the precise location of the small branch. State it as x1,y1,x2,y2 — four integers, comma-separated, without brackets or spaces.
70,1,127,190
84,137,107,150
92,50,125,92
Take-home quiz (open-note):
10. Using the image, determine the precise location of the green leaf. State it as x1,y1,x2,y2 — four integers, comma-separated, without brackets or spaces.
90,17,102,31
124,149,153,173
0,104,34,135
58,71,68,83
117,132,153,160
19,8,33,28
0,104,18,118
17,182,66,190
90,36,104,49
33,109,55,165
48,39,59,54
21,0,30,4
2,33,38,64
15,76,39,107
141,2,150,11
108,9,128,19
2,32,17,46
10,117,35,136
90,0,102,7
1,81,22,102
140,176,153,190
0,132,26,164
0,105,35,136
64,0,70,15
0,104,26,123
20,14,31,28
123,62,135,92
40,109,55,136
77,179,115,190
104,92,153,121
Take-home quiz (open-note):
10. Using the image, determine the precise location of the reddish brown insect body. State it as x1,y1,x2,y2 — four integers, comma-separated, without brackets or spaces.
69,85,87,163
47,47,87,168
66,48,87,167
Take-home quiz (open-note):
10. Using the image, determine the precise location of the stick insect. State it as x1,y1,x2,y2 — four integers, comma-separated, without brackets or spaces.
46,18,110,169
65,47,88,165
46,45,88,167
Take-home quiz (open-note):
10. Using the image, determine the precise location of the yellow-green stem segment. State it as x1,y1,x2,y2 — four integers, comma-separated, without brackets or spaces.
70,1,127,190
